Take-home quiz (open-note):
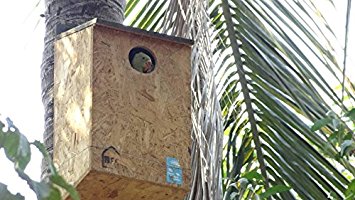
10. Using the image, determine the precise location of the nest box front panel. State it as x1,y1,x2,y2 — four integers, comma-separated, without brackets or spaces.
91,26,191,190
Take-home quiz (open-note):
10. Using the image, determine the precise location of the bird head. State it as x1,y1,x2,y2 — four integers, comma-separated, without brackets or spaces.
132,52,153,73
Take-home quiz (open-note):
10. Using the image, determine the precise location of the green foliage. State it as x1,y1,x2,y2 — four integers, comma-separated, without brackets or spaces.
0,183,24,200
224,169,290,200
259,185,291,200
0,115,79,200
214,0,354,198
345,109,355,121
124,0,355,199
312,108,355,158
345,179,355,200
312,108,355,198
311,117,333,131
0,118,31,170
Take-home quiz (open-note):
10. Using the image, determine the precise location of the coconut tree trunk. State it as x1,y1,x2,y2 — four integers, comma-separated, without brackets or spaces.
40,0,126,178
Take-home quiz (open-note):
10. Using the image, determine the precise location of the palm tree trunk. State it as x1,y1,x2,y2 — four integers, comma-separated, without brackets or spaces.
40,0,126,178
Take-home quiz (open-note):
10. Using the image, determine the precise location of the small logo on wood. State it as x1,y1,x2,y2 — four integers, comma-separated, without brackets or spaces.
101,146,120,168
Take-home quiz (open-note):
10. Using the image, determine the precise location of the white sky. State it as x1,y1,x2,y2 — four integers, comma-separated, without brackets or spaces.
0,1,45,199
0,1,353,199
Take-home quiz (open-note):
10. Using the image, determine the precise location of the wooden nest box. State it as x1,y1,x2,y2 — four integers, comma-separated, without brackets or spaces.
53,19,192,200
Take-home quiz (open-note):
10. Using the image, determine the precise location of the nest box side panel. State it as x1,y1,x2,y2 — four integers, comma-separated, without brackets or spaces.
90,25,191,192
53,26,94,186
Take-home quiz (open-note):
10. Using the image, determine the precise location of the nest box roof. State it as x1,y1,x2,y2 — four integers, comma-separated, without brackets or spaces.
56,18,194,46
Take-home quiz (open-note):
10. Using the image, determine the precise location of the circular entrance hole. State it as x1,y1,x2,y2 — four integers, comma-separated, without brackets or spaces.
128,47,156,73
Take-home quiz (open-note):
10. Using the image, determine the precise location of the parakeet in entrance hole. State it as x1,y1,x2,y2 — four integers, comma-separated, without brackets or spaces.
131,52,154,73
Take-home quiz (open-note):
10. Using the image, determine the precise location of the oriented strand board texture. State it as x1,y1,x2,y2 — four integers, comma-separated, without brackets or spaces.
91,26,191,190
74,170,186,200
54,26,93,186
54,22,191,200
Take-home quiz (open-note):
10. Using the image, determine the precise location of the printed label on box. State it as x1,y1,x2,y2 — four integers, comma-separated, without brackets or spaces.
166,157,183,185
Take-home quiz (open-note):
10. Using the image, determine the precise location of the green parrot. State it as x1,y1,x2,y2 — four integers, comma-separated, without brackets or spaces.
131,52,154,73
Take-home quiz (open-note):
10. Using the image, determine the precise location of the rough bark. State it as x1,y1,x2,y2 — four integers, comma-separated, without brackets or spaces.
41,0,125,178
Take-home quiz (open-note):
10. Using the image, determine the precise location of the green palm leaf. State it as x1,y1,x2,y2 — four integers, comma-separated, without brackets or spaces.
125,0,354,199
213,0,354,199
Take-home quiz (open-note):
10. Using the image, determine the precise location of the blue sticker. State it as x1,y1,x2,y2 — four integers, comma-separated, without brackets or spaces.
166,157,183,185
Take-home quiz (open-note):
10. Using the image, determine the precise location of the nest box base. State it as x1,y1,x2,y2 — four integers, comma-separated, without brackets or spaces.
65,170,186,200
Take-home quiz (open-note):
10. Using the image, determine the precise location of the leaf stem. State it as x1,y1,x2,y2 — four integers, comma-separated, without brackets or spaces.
221,0,269,189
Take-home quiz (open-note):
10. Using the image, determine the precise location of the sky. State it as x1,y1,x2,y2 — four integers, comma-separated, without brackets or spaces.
0,1,45,199
0,1,354,199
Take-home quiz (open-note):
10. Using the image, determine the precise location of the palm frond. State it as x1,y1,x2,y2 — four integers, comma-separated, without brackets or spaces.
125,0,355,199
212,0,354,199
341,0,352,103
